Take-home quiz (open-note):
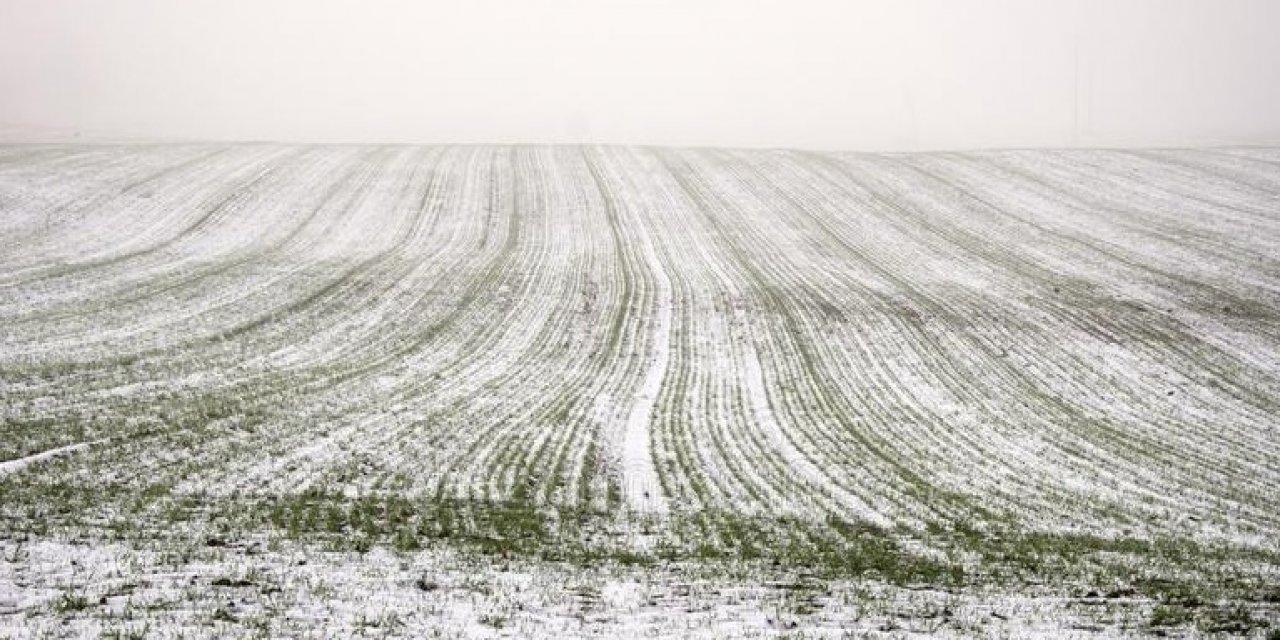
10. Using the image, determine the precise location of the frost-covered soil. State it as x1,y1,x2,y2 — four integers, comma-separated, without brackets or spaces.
1,144,1279,637
2,537,1234,639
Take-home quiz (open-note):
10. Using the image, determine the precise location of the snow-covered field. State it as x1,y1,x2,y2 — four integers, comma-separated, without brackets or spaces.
1,144,1278,638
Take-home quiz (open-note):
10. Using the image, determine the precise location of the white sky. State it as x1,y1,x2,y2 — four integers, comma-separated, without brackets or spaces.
1,0,1279,150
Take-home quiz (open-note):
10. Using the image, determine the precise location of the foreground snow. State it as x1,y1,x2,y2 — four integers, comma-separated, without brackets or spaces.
3,537,1248,639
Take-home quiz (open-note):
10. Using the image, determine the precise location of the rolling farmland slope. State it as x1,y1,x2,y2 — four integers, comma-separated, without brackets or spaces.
1,144,1279,637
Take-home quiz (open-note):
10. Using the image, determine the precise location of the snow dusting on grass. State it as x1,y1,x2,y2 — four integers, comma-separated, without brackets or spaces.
1,144,1279,637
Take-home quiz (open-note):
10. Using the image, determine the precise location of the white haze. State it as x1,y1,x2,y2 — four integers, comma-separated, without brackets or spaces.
1,0,1278,150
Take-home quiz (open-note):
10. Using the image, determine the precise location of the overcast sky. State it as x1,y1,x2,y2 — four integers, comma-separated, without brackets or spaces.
2,0,1278,150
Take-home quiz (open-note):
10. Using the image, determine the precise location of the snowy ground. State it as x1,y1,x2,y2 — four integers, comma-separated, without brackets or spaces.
9,535,1261,640
1,144,1279,637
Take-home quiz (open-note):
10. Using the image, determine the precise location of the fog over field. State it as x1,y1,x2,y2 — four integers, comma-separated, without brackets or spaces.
2,0,1280,149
